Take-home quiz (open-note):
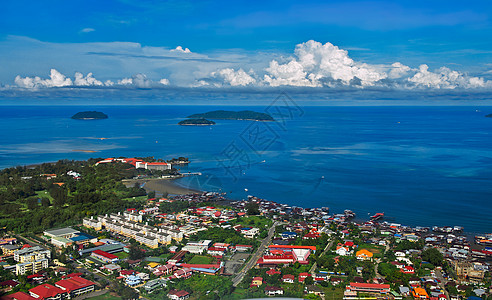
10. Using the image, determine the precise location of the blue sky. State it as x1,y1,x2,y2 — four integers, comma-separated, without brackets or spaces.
1,0,492,94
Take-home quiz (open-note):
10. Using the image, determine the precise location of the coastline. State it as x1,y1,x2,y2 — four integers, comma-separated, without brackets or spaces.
123,178,201,195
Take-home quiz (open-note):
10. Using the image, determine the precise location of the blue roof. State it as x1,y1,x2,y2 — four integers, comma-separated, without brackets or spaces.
70,233,95,242
191,267,218,273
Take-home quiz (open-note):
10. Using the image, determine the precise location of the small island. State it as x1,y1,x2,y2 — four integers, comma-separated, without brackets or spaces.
486,114,492,118
187,110,274,121
178,118,216,126
71,111,108,120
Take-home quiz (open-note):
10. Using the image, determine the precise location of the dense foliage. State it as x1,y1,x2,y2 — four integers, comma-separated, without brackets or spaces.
187,110,274,121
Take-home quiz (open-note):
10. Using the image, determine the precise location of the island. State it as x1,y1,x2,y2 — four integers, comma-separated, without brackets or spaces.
71,111,108,120
178,118,216,126
187,110,274,121
486,114,492,118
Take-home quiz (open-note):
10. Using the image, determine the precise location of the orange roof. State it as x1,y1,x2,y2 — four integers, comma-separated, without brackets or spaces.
53,183,65,186
413,287,429,298
356,249,374,257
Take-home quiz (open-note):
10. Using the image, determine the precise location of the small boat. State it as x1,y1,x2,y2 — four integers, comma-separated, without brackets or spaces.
370,212,384,220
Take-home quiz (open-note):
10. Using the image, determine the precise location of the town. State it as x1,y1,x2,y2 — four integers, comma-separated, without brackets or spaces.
0,158,490,300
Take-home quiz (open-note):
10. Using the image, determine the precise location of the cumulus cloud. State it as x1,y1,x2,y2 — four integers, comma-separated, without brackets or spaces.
211,68,256,86
264,40,387,87
15,69,170,89
15,69,73,88
171,46,191,53
74,72,103,86
408,64,488,89
159,78,170,85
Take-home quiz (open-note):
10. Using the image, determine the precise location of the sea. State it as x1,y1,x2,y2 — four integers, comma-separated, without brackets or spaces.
0,104,491,234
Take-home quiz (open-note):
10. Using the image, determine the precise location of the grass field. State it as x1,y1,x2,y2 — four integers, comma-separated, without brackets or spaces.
114,251,129,259
188,255,213,264
89,292,122,300
36,190,54,203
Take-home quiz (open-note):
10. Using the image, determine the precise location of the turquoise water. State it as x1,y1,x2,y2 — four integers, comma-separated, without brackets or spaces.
0,105,491,233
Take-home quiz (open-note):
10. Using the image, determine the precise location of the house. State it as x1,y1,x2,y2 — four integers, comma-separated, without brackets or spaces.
125,275,141,287
235,245,253,252
401,266,415,274
298,272,311,283
412,287,429,299
144,278,166,293
251,277,263,287
282,274,295,283
264,286,284,296
153,264,176,276
356,249,374,261
330,277,342,286
241,228,260,239
336,246,350,256
306,285,325,297
167,289,190,300
266,269,281,276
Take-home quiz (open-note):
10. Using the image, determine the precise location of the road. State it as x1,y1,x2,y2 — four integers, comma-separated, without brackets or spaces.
232,221,279,287
435,268,449,298
309,236,335,274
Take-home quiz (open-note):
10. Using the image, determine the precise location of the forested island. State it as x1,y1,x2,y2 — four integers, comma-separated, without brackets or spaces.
187,110,274,121
71,111,108,120
178,118,216,126
486,113,492,118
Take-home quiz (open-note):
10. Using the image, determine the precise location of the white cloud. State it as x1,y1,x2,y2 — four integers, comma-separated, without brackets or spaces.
159,78,170,85
15,69,72,88
408,64,488,89
74,72,103,86
117,78,133,85
263,40,387,87
171,46,191,53
212,68,256,86
388,62,412,79
80,28,95,33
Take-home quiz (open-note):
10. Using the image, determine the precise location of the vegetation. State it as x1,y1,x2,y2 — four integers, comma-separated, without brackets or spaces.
71,111,108,119
178,118,216,126
187,110,274,121
0,159,156,233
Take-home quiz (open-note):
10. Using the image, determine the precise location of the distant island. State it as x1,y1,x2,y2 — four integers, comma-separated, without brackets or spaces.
178,118,216,126
486,114,492,118
187,110,274,121
71,111,108,120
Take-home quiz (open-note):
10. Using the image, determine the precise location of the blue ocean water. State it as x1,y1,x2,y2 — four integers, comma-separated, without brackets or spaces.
0,105,491,233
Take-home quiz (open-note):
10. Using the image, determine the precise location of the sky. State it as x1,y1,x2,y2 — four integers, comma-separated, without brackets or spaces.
1,0,492,100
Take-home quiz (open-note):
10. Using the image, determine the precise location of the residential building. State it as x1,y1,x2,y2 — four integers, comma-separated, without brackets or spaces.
264,286,283,296
167,290,190,300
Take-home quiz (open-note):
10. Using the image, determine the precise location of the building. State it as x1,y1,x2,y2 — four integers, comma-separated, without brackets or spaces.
43,228,80,240
454,261,485,283
144,279,166,293
125,275,141,287
412,287,429,299
138,162,171,171
82,217,102,231
241,228,259,239
346,283,391,294
167,290,190,300
264,286,284,296
0,291,36,300
91,250,119,264
13,247,50,276
251,277,263,287
29,284,65,300
182,240,212,254
55,276,96,299
356,249,374,261
282,274,295,283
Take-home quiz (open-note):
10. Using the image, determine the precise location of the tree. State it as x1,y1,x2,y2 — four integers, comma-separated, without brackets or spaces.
245,202,260,215
421,247,444,266
304,276,314,285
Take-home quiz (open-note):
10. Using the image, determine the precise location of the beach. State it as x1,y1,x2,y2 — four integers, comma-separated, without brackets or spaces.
123,178,201,196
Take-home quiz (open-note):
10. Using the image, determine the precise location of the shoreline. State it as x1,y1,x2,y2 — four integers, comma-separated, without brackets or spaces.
123,178,202,196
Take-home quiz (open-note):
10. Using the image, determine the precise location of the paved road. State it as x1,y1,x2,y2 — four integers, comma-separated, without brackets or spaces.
435,268,449,298
232,221,279,287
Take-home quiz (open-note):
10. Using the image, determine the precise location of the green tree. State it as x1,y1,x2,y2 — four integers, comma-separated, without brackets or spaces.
245,202,260,215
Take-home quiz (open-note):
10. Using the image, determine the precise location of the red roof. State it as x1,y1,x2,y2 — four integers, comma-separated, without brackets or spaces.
266,269,281,275
268,245,317,251
21,244,32,249
344,241,355,247
29,284,65,300
92,249,118,260
350,282,390,289
282,274,295,280
55,277,95,293
1,291,36,300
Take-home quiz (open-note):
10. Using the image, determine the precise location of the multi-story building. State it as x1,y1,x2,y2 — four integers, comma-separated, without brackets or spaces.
82,217,102,230
14,246,51,275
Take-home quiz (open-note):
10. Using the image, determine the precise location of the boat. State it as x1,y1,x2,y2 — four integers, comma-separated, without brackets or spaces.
370,212,384,220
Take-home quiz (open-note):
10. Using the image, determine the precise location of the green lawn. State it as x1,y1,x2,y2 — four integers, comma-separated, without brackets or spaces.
158,253,171,260
114,251,129,259
36,190,54,203
88,292,122,300
188,255,213,264
121,195,147,202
